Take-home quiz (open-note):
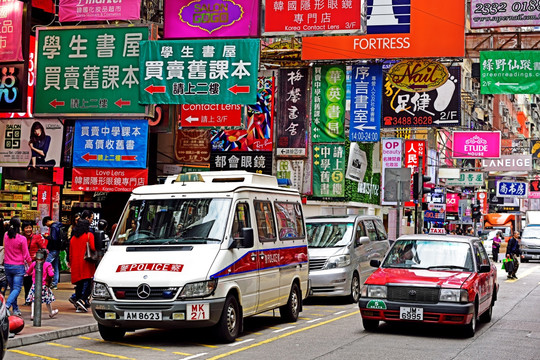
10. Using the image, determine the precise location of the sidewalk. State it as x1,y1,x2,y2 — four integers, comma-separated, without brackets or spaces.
7,274,98,349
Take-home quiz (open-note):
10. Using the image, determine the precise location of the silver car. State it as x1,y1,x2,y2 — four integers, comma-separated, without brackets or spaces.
521,226,540,262
306,215,390,303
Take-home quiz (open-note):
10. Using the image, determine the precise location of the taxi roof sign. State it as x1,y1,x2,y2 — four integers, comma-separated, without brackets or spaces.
429,228,447,235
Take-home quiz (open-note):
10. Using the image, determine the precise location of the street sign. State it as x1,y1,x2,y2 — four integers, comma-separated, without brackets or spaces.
496,181,528,198
445,172,484,187
139,39,260,105
349,64,382,142
480,50,540,94
383,168,411,202
180,104,242,127
72,168,148,192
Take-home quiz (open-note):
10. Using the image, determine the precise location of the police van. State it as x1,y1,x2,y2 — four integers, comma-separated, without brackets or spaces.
91,171,309,342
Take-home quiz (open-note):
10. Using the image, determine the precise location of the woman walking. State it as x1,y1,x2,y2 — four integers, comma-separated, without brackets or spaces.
69,218,96,312
4,217,32,316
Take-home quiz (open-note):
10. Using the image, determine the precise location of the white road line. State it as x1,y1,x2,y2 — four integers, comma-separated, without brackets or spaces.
228,339,255,347
273,326,296,333
181,353,208,360
334,311,346,315
307,318,322,323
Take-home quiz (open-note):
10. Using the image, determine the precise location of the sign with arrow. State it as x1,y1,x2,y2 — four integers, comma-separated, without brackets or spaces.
350,64,382,142
312,143,345,198
139,39,259,105
480,50,540,94
180,104,242,127
73,119,148,168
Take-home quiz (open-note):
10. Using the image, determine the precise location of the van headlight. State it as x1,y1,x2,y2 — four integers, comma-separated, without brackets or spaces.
439,289,468,303
180,279,218,298
362,285,387,299
323,255,351,269
92,282,112,300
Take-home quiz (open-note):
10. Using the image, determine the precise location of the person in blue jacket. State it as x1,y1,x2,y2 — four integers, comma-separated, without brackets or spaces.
506,231,522,279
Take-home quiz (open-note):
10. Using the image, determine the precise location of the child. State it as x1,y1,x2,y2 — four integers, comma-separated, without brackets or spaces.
25,249,58,320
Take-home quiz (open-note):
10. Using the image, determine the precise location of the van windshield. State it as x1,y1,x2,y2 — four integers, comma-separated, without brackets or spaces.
306,223,353,248
522,226,540,239
112,198,232,245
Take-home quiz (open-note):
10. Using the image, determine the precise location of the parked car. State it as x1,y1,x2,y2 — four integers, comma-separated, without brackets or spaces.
358,234,498,337
0,293,8,359
520,225,540,262
306,215,390,303
481,230,499,258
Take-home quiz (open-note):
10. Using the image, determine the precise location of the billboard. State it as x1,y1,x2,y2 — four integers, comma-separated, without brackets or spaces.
480,50,540,94
452,131,501,159
349,64,382,142
471,0,540,28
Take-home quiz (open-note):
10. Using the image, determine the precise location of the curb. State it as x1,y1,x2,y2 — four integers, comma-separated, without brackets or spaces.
7,323,99,349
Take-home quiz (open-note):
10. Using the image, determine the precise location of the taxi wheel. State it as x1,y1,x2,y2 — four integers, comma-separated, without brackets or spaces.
348,273,360,303
463,305,477,338
98,323,126,341
215,295,240,343
362,318,379,331
280,283,300,322
479,296,494,323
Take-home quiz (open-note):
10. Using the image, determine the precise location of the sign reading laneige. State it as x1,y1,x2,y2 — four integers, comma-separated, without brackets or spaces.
481,154,532,172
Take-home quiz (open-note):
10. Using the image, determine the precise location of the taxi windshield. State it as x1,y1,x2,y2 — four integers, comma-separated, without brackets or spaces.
382,239,474,271
112,198,231,245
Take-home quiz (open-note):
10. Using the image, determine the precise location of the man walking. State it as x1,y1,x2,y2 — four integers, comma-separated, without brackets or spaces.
506,231,522,280
42,216,63,289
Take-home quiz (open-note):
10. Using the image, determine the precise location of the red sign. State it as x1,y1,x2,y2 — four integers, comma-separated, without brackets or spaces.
446,193,460,213
404,140,426,170
429,228,446,234
180,104,242,127
72,168,148,192
476,191,488,215
116,263,184,272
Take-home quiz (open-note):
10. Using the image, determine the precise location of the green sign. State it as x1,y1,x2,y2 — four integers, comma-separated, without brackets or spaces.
35,25,151,116
480,50,540,94
311,65,346,143
445,172,484,187
139,39,259,105
313,143,345,198
366,300,387,310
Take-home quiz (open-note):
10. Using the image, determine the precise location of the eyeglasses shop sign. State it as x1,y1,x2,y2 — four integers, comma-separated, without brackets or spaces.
481,154,532,172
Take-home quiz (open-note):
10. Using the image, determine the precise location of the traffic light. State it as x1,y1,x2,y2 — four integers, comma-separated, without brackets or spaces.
472,203,481,221
422,175,433,195
413,173,432,200
413,172,420,200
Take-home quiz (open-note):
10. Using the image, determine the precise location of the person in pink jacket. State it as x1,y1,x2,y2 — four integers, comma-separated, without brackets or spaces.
25,249,58,320
3,217,32,316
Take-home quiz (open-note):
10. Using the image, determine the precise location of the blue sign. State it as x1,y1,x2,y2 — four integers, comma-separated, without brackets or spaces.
73,120,148,168
366,0,411,35
350,64,382,142
424,210,445,224
496,181,527,198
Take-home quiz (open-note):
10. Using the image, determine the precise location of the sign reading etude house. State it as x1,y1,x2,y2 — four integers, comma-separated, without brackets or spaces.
210,151,272,174
480,50,540,94
452,131,501,159
35,25,154,116
139,39,259,105
312,143,345,198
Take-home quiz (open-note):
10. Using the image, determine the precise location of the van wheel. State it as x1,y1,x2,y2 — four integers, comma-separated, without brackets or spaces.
280,283,300,322
98,323,126,341
348,273,360,303
215,295,240,343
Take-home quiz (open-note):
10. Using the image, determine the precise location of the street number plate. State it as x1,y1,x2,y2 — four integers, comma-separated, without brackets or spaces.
125,311,162,321
188,303,210,321
400,307,423,321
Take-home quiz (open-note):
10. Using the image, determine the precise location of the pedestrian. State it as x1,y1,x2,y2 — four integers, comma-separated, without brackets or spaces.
68,218,96,312
506,231,522,279
97,219,110,250
3,217,32,316
81,210,95,232
492,231,502,263
42,216,63,289
22,220,46,304
25,249,58,320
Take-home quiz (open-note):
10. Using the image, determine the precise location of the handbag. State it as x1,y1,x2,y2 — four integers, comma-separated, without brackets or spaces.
84,234,99,263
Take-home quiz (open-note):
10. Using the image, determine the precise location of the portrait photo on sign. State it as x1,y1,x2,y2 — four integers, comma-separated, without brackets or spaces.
346,142,367,182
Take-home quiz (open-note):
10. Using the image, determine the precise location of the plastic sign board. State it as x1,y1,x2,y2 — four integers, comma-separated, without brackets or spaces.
312,144,346,198
429,227,446,234
446,172,484,187
72,168,148,192
58,0,142,22
481,155,532,172
451,131,501,159
180,104,242,127
480,50,540,94
139,39,259,105
0,0,24,62
349,64,382,142
471,0,540,28
497,181,528,198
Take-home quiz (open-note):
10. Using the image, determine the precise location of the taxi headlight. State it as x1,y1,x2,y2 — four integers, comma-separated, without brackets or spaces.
439,288,468,303
180,279,218,298
323,255,351,269
92,282,112,300
365,285,387,299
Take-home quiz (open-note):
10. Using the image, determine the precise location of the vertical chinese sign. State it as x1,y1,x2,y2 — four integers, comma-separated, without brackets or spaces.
311,65,346,143
404,139,426,206
381,138,403,205
313,144,345,197
0,0,23,61
350,64,382,142
277,68,309,157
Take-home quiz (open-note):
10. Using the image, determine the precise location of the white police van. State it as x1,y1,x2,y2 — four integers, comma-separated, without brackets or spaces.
91,171,309,342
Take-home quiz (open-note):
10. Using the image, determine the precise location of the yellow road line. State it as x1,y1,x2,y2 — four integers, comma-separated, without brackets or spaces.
173,352,193,356
80,336,167,352
47,343,71,348
74,348,136,359
8,349,58,359
505,265,540,282
188,342,218,348
207,311,358,359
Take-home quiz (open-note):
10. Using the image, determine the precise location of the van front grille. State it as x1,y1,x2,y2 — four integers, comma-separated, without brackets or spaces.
309,258,327,271
112,287,179,301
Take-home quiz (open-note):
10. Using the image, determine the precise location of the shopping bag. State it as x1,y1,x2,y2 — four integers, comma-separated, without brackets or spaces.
59,250,69,272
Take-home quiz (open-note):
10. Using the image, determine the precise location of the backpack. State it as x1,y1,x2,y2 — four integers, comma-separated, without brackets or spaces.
59,226,69,251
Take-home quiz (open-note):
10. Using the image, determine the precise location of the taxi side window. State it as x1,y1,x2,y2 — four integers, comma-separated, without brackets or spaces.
232,202,251,241
254,200,277,242
474,242,489,270
364,220,379,242
355,221,366,247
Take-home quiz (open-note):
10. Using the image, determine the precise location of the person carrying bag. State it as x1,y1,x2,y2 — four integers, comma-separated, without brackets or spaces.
69,219,96,313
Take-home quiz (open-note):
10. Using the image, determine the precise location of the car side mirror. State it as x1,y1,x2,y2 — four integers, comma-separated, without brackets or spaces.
359,236,370,245
479,264,491,273
370,259,381,268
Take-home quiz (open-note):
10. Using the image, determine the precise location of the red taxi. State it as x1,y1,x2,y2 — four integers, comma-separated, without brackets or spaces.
358,234,498,337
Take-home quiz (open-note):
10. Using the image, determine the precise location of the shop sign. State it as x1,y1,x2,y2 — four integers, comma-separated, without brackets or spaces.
350,64,382,142
471,0,540,28
404,140,426,171
264,0,363,34
59,0,142,22
72,168,148,192
312,143,345,198
37,184,51,226
73,119,148,169
0,0,23,62
35,25,154,117
381,138,402,205
382,66,461,128
302,0,465,60
139,39,259,105
446,193,460,213
277,68,309,157
175,129,211,163
210,151,272,174
276,159,304,193
424,210,445,224
497,181,528,198
0,119,63,167
481,154,532,172
388,60,449,92
0,63,26,113
480,50,540,94
531,139,540,159
452,131,501,159
311,65,346,143
446,172,484,187
477,191,488,215
428,203,446,212
180,104,241,127
530,180,540,199
164,0,259,38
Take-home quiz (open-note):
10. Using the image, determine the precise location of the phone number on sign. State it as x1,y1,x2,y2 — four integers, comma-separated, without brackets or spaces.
383,116,433,127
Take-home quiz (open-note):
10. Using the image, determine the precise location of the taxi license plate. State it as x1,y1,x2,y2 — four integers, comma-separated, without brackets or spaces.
125,311,162,321
400,307,423,321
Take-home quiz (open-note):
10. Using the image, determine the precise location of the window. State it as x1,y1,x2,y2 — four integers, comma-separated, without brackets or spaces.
232,202,251,240
374,219,388,241
355,221,366,247
474,242,489,270
364,220,378,242
274,202,305,240
254,200,277,242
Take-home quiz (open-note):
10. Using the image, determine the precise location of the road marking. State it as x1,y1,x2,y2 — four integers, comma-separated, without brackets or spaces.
228,338,254,346
179,353,208,360
298,317,310,320
273,326,295,333
207,311,358,359
8,350,58,359
173,352,192,356
47,343,71,348
505,265,540,282
74,348,136,359
188,342,217,348
80,336,168,352
307,318,322,323
334,311,346,315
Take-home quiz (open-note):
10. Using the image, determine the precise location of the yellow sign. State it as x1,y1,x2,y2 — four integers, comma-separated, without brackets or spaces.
388,60,449,93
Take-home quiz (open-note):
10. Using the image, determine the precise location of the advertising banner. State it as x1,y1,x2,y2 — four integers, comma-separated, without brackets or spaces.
35,25,153,116
481,154,532,172
530,180,540,199
452,131,501,159
73,119,149,168
72,168,148,192
0,0,23,62
302,0,465,60
164,0,259,38
424,210,444,224
0,63,27,113
277,68,309,157
210,151,272,174
477,191,488,215
404,140,426,171
311,65,346,143
59,0,142,22
480,50,540,94
37,184,51,223
497,181,528,198
0,119,63,167
139,39,259,105
381,138,402,205
350,64,382,142
445,172,485,187
382,66,461,128
180,104,242,127
264,0,363,34
276,159,304,193
446,193,460,213
471,0,540,28
175,129,211,163
312,143,345,198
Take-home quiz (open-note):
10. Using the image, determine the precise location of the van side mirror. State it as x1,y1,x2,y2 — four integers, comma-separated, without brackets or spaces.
228,228,254,249
359,236,370,245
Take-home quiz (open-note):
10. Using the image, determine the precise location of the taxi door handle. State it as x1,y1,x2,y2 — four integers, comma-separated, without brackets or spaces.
259,253,265,260
251,254,257,261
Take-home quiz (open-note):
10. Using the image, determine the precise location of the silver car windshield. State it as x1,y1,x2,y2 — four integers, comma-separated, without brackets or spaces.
307,223,353,248
522,227,540,239
112,198,232,245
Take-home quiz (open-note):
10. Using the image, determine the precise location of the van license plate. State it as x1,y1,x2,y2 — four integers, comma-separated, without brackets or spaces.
400,307,423,321
125,311,162,321
188,303,210,320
